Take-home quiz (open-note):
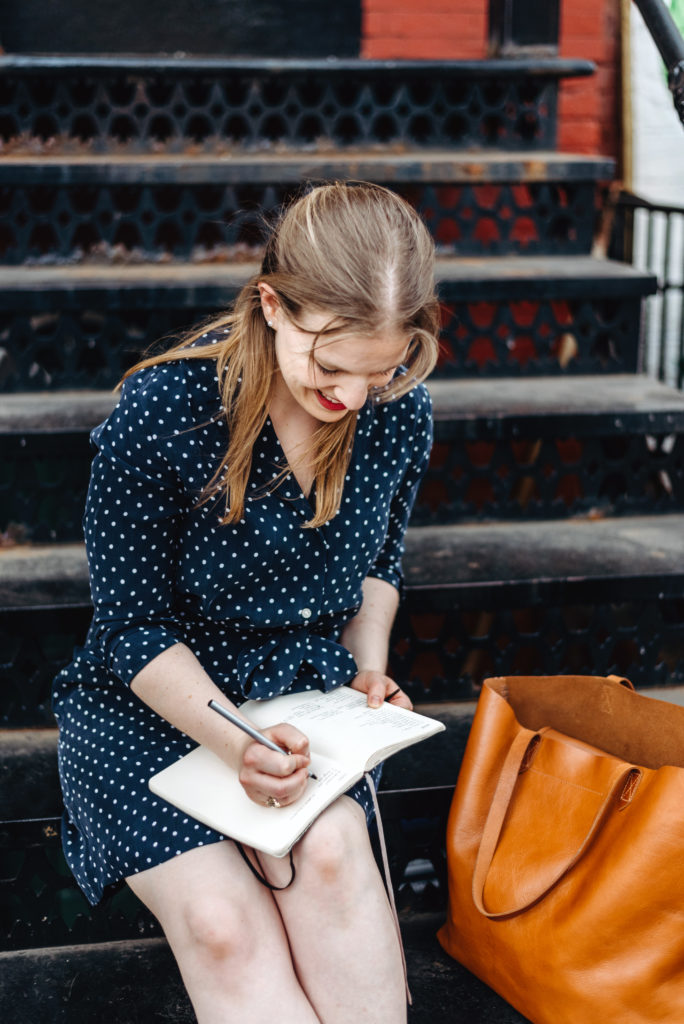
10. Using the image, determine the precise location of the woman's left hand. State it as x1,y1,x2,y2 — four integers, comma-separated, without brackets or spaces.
350,671,413,711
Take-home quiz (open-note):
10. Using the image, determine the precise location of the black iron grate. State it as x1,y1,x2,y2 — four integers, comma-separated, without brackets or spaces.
0,293,641,394
5,427,684,544
392,597,684,700
436,294,641,377
0,63,561,153
0,179,598,265
1,595,683,728
415,431,684,524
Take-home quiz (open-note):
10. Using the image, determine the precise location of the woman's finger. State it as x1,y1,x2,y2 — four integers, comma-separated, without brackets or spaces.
263,722,310,757
242,742,309,778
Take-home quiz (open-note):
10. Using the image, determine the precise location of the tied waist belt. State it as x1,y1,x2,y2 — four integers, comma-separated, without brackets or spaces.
236,629,358,700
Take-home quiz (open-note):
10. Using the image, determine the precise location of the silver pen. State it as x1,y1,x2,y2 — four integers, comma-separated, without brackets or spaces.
208,699,318,779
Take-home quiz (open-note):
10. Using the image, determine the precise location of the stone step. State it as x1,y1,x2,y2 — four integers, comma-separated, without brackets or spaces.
0,54,594,156
0,704,471,820
3,373,682,541
3,515,684,724
0,154,613,263
7,681,684,819
0,912,529,1023
4,371,678,437
0,151,616,186
0,258,654,391
8,515,684,615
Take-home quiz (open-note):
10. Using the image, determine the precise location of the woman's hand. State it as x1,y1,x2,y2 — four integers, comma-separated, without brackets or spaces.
238,723,312,808
350,671,413,711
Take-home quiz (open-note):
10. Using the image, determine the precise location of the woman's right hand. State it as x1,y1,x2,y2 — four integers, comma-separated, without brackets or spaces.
238,723,312,808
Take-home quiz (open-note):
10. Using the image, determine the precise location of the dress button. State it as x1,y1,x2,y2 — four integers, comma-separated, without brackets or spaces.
301,608,312,619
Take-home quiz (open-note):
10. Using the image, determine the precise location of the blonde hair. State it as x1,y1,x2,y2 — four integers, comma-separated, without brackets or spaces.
123,182,440,528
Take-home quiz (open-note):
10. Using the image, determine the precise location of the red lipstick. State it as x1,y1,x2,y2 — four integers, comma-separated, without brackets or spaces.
315,390,346,411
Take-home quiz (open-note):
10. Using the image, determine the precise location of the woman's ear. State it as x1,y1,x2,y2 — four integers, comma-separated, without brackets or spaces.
257,282,279,326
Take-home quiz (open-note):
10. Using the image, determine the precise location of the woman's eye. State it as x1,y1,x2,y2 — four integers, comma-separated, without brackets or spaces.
316,363,337,376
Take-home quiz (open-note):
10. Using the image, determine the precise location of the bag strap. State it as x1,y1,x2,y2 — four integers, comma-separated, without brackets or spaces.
472,729,635,919
365,771,412,1007
234,840,297,891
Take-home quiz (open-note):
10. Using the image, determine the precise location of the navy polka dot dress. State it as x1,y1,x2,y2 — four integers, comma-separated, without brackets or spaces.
52,334,433,904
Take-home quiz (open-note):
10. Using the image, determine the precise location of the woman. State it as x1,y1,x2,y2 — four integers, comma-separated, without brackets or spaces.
53,181,440,1023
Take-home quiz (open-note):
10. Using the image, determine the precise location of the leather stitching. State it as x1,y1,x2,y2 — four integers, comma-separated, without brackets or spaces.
525,767,608,797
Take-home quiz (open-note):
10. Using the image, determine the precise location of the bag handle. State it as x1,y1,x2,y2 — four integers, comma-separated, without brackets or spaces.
472,729,635,919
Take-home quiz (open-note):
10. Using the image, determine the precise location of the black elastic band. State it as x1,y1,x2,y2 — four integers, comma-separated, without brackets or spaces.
235,840,296,891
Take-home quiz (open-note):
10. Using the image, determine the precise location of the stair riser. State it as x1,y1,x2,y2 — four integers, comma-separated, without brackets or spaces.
5,416,684,541
0,783,456,952
2,588,683,727
0,179,599,264
0,292,643,393
0,61,569,154
0,705,466,820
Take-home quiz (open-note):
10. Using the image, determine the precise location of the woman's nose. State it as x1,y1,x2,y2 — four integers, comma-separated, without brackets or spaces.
337,378,370,410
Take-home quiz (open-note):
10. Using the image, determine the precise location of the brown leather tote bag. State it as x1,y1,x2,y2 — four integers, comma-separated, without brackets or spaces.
438,675,684,1024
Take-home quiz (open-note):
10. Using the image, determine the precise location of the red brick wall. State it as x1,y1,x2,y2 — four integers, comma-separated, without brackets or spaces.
361,0,621,160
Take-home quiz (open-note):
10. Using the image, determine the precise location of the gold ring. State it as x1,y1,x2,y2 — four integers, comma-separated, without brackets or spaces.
266,796,282,808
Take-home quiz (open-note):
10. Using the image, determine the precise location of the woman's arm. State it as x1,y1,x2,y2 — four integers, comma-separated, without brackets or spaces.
131,643,312,807
339,576,412,710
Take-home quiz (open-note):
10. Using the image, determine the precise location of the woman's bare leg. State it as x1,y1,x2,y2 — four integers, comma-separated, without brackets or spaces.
127,841,320,1024
261,797,407,1024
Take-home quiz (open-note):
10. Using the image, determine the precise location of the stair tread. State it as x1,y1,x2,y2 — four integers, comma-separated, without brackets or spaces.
6,685,684,817
0,150,616,185
2,375,682,435
404,515,684,593
1,54,596,75
0,257,656,304
5,515,684,609
0,916,528,1024
430,374,684,434
0,702,470,819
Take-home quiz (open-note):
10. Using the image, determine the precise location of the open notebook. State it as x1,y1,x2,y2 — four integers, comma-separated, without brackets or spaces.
149,685,445,857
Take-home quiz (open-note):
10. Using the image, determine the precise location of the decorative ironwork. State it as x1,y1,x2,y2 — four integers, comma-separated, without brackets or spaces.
2,590,682,729
0,59,572,154
0,307,211,392
435,294,641,377
414,431,684,524
392,596,684,700
0,290,642,394
0,605,89,727
0,178,598,265
0,790,449,950
0,818,162,952
2,434,92,543
6,424,684,543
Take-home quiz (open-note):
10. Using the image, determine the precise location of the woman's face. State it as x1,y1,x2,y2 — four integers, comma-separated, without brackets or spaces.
267,303,410,423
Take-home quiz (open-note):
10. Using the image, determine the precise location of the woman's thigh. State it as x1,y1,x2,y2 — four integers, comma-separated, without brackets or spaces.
258,794,374,892
126,840,287,958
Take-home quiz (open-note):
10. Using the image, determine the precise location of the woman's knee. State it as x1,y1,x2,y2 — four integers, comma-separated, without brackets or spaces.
295,797,370,886
180,894,255,966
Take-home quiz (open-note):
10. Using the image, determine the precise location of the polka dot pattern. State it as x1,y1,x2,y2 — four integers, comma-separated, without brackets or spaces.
52,333,433,904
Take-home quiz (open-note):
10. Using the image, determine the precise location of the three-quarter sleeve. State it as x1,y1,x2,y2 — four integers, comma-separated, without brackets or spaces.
368,383,433,591
84,363,195,686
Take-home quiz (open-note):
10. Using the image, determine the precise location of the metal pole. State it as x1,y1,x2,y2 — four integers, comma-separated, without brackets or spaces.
633,0,684,125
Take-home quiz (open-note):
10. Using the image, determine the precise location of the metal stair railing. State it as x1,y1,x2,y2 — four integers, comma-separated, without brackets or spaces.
611,189,684,388
633,0,684,124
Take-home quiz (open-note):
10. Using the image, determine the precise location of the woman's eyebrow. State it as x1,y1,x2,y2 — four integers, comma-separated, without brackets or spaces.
315,357,400,374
